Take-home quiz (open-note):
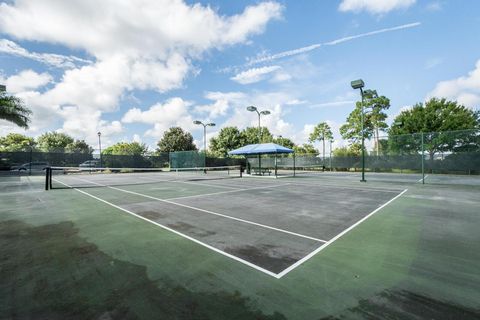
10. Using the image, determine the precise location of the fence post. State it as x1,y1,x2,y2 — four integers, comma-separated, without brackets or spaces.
421,132,425,184
293,152,296,177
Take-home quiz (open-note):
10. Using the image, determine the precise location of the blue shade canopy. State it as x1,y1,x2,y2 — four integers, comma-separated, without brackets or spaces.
228,143,294,155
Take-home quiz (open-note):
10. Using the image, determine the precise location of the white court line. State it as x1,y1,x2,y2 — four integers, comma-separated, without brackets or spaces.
139,175,241,190
285,180,403,193
52,176,407,279
276,188,408,278
52,178,280,278
68,176,327,243
417,175,429,183
164,183,291,201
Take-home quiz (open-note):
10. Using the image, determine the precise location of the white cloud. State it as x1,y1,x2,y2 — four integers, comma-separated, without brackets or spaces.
427,59,480,108
122,97,196,139
0,39,91,68
308,100,356,109
339,0,416,14
195,91,245,119
425,57,443,69
0,1,282,141
426,1,442,11
2,69,52,93
231,65,282,84
245,22,420,65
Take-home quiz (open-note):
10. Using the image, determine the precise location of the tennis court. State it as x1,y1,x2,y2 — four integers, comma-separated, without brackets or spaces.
46,167,406,277
1,168,479,319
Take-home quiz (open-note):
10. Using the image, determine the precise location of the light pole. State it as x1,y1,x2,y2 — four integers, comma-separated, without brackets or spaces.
329,139,333,172
97,131,102,167
351,79,367,182
247,106,270,175
193,120,215,168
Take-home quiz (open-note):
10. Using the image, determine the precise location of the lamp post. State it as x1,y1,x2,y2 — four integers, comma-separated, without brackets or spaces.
329,139,333,172
97,131,102,167
351,79,367,182
193,120,216,168
247,106,270,175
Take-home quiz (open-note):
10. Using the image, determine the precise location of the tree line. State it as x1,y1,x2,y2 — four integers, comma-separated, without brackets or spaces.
2,83,479,159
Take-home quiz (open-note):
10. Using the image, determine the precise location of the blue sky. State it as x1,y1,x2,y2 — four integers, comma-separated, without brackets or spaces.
1,0,479,151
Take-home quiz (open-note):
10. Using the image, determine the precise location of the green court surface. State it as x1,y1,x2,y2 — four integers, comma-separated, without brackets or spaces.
1,172,479,319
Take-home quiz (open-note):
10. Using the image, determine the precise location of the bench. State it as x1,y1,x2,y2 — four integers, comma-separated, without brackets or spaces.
251,167,272,176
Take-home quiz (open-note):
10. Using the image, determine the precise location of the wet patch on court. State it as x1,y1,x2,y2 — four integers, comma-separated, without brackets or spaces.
0,219,287,320
225,244,301,274
320,289,480,320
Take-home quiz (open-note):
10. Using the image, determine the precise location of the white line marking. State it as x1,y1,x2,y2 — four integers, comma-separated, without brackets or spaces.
417,174,429,183
138,175,242,190
67,176,327,243
276,188,408,278
164,183,290,201
286,180,402,193
52,178,280,278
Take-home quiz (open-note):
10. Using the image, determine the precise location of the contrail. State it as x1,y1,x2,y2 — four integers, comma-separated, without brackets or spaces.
246,22,421,66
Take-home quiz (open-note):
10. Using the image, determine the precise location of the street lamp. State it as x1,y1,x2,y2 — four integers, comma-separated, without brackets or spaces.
351,79,367,182
97,131,102,167
246,106,271,143
247,106,271,175
193,120,215,169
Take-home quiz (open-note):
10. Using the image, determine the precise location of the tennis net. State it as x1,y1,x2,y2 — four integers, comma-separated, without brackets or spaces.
45,165,243,190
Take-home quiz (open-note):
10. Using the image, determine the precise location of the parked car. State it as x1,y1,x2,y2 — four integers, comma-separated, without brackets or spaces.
11,162,49,172
79,160,100,168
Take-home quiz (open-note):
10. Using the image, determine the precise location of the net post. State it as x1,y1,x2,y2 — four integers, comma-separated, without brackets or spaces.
421,132,425,184
45,167,50,190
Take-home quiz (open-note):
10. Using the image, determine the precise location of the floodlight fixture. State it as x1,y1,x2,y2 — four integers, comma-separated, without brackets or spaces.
193,120,202,125
350,79,365,90
246,106,257,112
260,110,271,115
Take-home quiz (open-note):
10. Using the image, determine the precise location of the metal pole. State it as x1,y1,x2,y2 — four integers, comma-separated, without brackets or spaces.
98,133,102,167
360,88,366,182
293,152,296,177
421,132,425,184
322,132,324,171
29,145,32,176
330,140,332,172
258,111,261,174
204,124,207,169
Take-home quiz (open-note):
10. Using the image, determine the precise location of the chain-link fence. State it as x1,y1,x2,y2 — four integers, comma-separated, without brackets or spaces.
2,129,478,183
244,129,480,182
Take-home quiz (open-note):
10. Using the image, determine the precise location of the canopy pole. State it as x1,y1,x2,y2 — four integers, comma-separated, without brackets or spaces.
293,152,296,177
275,153,278,177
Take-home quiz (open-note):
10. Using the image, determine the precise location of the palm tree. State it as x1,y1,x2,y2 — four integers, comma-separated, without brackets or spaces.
0,92,32,129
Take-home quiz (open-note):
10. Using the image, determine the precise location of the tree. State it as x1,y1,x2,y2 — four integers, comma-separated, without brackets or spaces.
0,133,36,152
65,140,93,154
293,144,318,155
37,132,74,152
102,142,148,155
242,126,272,145
0,91,32,128
333,144,361,157
272,136,295,149
340,89,390,155
156,127,197,153
209,127,245,157
389,98,480,161
309,122,333,164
